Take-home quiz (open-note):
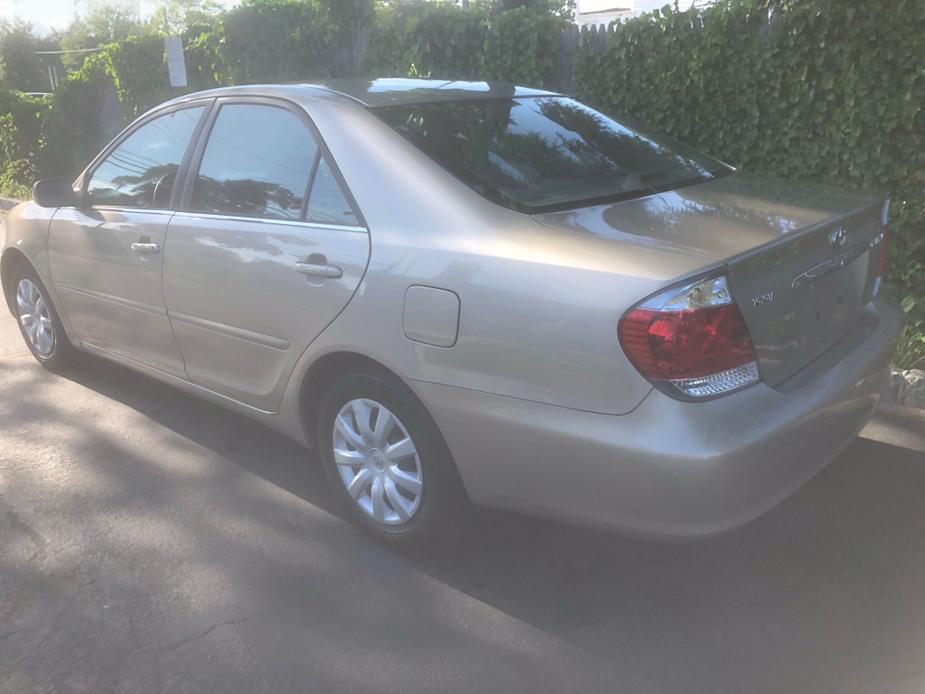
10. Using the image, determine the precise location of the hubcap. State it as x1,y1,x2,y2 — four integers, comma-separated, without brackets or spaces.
16,279,54,358
332,398,423,525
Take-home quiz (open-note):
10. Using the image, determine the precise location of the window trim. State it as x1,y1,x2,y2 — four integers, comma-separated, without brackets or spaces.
300,149,322,220
171,211,366,234
77,99,215,212
180,95,367,229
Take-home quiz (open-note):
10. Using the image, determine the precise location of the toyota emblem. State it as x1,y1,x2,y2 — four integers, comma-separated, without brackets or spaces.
828,226,848,249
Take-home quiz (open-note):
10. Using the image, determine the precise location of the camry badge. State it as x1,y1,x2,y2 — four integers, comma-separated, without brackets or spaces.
828,226,848,250
751,291,775,308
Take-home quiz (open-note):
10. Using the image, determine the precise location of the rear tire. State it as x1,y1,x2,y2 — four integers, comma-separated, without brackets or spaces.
316,370,469,548
9,261,75,370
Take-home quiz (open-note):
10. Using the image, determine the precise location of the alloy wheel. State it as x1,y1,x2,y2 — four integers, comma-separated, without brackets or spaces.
332,398,423,525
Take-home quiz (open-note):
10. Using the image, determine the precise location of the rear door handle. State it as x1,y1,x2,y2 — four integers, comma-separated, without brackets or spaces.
293,262,343,279
131,241,161,255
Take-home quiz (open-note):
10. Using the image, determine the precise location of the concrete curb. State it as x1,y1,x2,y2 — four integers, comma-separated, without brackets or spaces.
0,197,21,210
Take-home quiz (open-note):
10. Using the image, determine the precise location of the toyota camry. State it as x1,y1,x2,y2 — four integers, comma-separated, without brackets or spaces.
0,79,902,545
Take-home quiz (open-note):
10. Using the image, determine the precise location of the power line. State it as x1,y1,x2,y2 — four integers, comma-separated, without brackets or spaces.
34,47,105,55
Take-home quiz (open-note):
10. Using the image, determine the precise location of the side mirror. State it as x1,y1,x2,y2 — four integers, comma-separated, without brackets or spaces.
33,179,78,208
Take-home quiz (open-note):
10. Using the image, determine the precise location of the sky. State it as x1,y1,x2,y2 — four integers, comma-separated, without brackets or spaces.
0,0,236,35
1,0,78,33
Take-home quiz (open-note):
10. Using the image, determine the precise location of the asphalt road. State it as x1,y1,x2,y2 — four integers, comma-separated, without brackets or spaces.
1,280,925,693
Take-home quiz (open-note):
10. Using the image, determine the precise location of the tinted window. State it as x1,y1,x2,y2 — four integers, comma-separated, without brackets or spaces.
87,106,204,209
306,158,359,226
375,96,731,213
191,104,318,220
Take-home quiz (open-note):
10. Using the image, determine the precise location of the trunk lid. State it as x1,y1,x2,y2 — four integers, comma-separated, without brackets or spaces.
534,173,887,386
724,199,884,386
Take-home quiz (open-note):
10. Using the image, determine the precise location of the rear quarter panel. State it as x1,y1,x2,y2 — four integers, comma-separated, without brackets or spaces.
281,97,659,418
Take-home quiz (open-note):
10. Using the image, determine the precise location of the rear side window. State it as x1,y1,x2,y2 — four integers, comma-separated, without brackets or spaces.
87,106,204,209
191,104,319,220
306,158,359,226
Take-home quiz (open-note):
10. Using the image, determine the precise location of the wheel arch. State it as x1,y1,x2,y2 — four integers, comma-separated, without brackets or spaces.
298,351,407,448
297,350,468,494
1,247,30,314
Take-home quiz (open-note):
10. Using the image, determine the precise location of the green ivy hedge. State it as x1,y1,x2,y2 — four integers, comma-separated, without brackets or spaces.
0,91,52,198
484,7,566,88
364,1,489,79
364,2,567,85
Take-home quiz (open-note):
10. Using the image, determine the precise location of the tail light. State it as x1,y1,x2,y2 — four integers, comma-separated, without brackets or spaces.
870,224,888,298
618,274,759,399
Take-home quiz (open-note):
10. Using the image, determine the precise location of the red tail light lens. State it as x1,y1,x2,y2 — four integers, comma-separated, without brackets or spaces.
618,275,759,399
620,303,756,379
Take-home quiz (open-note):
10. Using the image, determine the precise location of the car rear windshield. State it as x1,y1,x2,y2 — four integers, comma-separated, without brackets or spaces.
374,96,732,214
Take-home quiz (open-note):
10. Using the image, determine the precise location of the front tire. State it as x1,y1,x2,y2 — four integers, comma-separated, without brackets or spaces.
10,262,74,369
316,370,468,548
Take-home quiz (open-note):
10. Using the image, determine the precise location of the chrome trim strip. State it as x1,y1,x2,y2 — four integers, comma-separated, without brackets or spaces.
169,311,290,350
90,206,175,215
791,241,870,291
171,211,367,234
57,283,167,316
80,340,277,415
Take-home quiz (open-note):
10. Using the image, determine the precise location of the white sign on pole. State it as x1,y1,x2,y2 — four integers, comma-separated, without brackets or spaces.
165,37,188,88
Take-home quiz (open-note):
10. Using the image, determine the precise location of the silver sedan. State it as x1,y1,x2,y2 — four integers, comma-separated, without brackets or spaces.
0,79,902,545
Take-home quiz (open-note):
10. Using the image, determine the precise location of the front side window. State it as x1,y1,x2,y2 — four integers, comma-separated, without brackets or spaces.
191,104,319,220
87,106,205,209
374,96,732,213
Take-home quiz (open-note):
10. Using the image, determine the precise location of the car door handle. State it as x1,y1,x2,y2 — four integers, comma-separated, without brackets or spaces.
130,241,161,255
293,262,343,279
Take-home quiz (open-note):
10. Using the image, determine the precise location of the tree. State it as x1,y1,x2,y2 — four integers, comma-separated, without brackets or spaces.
150,0,224,37
321,0,376,27
492,0,574,16
0,20,58,92
57,1,148,67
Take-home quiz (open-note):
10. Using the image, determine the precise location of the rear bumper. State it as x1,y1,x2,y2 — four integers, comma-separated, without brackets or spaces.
411,297,903,538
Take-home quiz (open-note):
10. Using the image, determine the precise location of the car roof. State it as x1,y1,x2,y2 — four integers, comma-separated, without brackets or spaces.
312,78,560,107
170,78,560,109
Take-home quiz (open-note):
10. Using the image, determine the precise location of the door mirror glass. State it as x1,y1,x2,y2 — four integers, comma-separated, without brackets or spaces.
33,179,77,208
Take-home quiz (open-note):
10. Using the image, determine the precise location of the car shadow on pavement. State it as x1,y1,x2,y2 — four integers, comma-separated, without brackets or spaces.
54,351,344,516
19,350,925,692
